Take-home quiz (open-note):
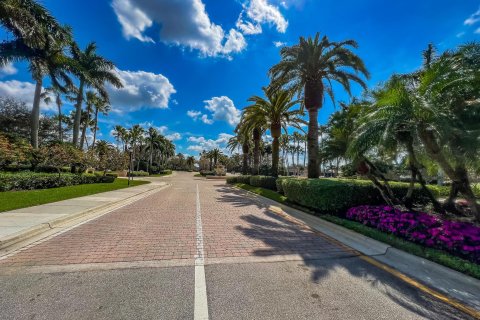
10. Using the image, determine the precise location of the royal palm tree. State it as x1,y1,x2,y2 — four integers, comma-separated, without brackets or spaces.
244,87,304,177
43,83,76,142
128,125,144,172
90,93,110,148
69,42,122,147
269,33,369,178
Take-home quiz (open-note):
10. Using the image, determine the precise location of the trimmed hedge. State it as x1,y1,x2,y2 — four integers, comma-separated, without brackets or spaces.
160,170,172,175
276,177,299,194
282,178,432,215
249,175,277,190
127,170,149,177
0,172,115,191
226,175,251,184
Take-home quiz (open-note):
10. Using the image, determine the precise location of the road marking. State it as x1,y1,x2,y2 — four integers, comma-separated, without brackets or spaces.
195,184,209,320
264,201,480,319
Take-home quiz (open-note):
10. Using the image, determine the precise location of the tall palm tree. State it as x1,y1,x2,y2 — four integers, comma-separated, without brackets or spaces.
112,125,126,151
236,114,264,175
244,87,304,177
228,134,250,175
269,33,369,178
186,156,195,170
1,6,72,148
90,93,110,148
145,127,161,173
43,83,75,142
128,125,144,172
69,42,122,147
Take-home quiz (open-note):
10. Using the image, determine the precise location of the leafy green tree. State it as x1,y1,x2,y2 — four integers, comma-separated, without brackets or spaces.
269,33,369,178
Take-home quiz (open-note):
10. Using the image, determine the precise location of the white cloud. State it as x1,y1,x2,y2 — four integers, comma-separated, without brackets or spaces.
187,133,234,152
0,80,55,111
187,96,240,126
107,69,176,112
187,110,202,119
204,96,241,126
166,132,182,141
273,41,286,47
0,63,17,77
236,0,288,35
464,8,480,26
112,0,247,57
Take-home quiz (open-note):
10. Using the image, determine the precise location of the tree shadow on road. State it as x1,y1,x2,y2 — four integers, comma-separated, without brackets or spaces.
215,185,475,320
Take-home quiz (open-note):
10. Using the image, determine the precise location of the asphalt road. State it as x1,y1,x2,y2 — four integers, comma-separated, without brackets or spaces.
0,172,473,319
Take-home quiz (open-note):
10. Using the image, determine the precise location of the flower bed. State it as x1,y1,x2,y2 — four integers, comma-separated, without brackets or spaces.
346,205,480,264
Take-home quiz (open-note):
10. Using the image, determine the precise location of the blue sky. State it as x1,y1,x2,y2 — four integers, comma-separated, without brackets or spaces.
0,0,479,156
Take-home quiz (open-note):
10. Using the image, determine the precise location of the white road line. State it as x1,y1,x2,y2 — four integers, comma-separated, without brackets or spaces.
195,184,209,320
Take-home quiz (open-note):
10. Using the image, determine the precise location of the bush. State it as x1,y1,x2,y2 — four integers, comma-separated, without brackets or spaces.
249,175,277,190
94,172,119,179
160,170,172,175
347,205,480,264
226,175,251,184
127,170,149,177
282,178,433,215
200,170,215,176
276,177,297,194
0,172,115,191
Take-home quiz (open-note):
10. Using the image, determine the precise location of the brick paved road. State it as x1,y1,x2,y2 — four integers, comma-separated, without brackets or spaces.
0,172,471,320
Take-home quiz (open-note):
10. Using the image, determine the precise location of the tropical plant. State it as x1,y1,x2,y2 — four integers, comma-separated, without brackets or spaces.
269,33,369,178
69,42,122,147
243,87,304,177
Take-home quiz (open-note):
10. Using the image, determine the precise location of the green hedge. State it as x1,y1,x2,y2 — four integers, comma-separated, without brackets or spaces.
127,171,149,177
249,176,277,190
160,170,172,175
282,178,432,216
226,175,251,184
276,177,299,194
0,172,115,191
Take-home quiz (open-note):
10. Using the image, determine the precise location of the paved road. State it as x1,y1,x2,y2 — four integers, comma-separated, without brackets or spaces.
0,172,472,319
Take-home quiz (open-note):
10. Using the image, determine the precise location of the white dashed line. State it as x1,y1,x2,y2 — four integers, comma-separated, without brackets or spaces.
195,184,209,320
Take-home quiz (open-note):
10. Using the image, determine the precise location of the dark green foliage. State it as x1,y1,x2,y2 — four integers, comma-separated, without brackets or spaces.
226,175,251,184
275,177,298,194
282,178,433,215
127,170,149,177
249,175,277,190
199,170,215,176
0,172,115,191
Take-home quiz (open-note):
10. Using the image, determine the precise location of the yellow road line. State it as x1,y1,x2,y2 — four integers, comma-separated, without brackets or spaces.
265,204,480,319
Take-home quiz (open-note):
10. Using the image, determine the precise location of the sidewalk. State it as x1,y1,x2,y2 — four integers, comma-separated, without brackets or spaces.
0,179,169,250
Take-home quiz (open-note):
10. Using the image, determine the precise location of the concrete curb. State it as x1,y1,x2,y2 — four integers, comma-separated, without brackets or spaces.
0,183,170,251
234,185,480,311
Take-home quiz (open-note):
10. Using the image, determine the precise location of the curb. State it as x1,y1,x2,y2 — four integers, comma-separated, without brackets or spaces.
0,183,170,251
233,185,480,312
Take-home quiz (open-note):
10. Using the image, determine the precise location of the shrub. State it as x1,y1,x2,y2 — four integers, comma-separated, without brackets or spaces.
94,172,119,179
127,171,149,177
347,205,480,264
226,175,251,184
276,177,297,194
249,175,277,190
282,178,432,215
160,170,172,175
200,170,215,176
0,172,115,191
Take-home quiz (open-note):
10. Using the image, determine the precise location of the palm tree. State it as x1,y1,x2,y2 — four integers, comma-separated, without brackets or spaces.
244,87,304,177
145,127,161,173
128,125,144,172
69,42,122,147
269,33,369,178
228,134,250,175
112,125,126,151
0,11,72,148
90,94,110,148
43,83,75,142
186,156,195,170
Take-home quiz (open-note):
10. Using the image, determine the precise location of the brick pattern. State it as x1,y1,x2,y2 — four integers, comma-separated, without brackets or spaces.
0,179,196,267
200,182,351,259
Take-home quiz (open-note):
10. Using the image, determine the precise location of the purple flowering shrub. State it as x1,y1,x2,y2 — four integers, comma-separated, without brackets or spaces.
346,205,480,264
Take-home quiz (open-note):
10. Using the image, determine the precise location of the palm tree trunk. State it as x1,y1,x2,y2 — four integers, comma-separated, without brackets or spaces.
303,138,307,169
307,108,319,178
72,80,84,147
92,107,99,148
31,79,42,149
56,94,63,143
271,124,281,177
253,127,261,175
242,142,249,175
80,116,88,150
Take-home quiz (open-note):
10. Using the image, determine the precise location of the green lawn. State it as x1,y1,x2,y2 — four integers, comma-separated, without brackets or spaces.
234,183,480,279
0,179,150,213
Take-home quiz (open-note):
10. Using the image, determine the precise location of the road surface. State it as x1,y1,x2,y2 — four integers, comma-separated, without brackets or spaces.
0,172,472,319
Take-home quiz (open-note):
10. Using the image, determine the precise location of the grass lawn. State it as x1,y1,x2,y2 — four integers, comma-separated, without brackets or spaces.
234,183,480,280
149,172,172,177
0,179,150,213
